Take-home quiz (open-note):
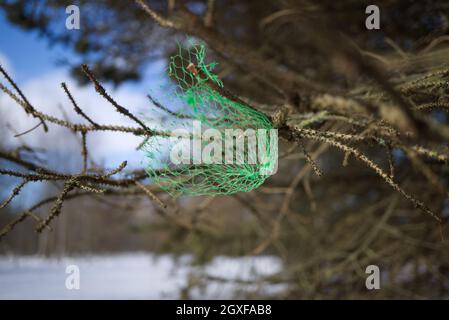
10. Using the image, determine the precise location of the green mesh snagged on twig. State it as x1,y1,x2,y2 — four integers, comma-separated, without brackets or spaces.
142,44,277,197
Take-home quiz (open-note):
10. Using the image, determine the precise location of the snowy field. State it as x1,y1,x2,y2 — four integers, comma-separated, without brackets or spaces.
0,253,286,299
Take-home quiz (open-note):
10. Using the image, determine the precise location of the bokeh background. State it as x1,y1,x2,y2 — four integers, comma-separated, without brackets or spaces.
0,1,285,299
1,0,449,299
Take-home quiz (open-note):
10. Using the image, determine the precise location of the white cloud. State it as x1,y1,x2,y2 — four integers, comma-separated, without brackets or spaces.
0,67,158,170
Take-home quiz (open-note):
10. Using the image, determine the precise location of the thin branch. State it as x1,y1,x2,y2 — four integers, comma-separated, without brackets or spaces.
135,181,167,209
135,0,177,28
101,161,128,178
13,122,44,138
0,213,29,241
298,139,323,177
0,65,48,131
293,126,442,222
61,82,100,127
0,180,29,210
204,0,215,27
147,93,190,119
81,64,153,134
81,131,88,174
1,83,170,136
36,179,77,232
168,0,176,12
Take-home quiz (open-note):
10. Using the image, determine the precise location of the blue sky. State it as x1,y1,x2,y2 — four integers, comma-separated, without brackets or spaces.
0,10,74,83
0,10,171,206
0,9,167,90
0,7,168,148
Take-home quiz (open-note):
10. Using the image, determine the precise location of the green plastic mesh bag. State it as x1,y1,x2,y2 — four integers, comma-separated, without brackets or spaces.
142,43,277,197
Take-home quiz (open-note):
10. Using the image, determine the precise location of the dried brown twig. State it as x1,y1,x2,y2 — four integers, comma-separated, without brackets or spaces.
0,64,167,238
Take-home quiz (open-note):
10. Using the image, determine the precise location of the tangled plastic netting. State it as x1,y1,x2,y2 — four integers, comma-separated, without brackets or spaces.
142,43,277,197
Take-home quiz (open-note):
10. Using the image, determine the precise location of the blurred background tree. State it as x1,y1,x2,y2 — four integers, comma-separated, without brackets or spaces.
1,0,449,299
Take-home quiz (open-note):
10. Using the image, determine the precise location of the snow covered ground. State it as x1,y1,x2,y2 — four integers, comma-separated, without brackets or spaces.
0,253,286,299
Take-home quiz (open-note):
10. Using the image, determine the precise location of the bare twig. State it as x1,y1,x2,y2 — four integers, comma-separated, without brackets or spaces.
135,181,167,209
81,64,153,134
61,82,100,127
204,0,215,27
135,0,178,28
36,178,77,232
81,131,88,174
0,179,29,210
0,65,48,131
